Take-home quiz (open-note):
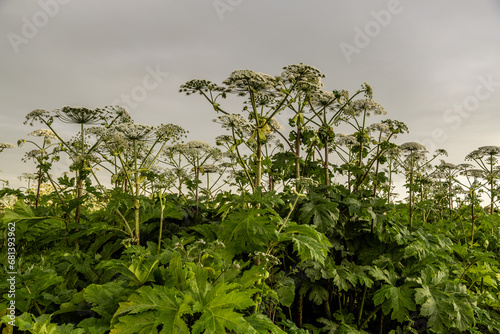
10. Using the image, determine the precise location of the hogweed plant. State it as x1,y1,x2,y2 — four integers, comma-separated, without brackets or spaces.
351,119,408,195
17,129,59,207
5,64,500,333
379,147,401,205
456,164,488,246
181,64,331,191
465,146,500,216
180,140,222,212
24,105,132,224
108,122,186,245
397,142,446,232
432,161,461,217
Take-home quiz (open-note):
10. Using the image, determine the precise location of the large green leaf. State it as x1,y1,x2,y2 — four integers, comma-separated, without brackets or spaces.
97,257,159,286
245,314,286,334
220,209,278,254
188,265,256,334
298,194,339,233
111,285,193,334
414,270,475,332
373,284,416,323
15,313,84,334
280,223,331,265
83,282,125,320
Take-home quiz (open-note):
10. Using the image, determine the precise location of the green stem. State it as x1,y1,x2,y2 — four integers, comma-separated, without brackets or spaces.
357,286,368,327
157,193,164,254
358,305,382,331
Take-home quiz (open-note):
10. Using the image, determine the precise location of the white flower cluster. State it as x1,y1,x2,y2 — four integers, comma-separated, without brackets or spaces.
185,140,211,151
335,134,359,147
223,70,276,95
114,123,154,141
0,194,17,210
465,168,485,179
310,89,338,108
24,109,50,126
400,142,427,152
267,117,284,131
200,164,222,174
347,99,387,118
215,135,233,146
290,177,319,189
466,146,500,161
214,240,225,248
155,123,187,141
179,79,219,95
214,114,253,135
478,146,500,156
367,123,390,134
29,129,57,140
0,142,16,150
23,149,42,160
281,63,325,88
55,106,103,124
253,251,281,266
438,161,457,170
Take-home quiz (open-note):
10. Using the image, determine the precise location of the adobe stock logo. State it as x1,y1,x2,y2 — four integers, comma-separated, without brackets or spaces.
213,0,243,21
7,0,72,54
110,65,169,110
340,0,411,64
418,74,499,154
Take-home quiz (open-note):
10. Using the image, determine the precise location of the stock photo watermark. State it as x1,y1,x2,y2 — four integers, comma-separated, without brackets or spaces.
111,65,169,110
213,0,243,21
340,0,411,64
5,221,17,327
7,0,72,54
418,74,499,153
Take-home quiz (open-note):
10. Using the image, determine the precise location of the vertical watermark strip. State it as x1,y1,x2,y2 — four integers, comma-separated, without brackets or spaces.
6,222,17,327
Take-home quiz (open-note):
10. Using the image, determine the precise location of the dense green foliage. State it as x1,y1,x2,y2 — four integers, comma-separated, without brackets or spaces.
1,64,500,333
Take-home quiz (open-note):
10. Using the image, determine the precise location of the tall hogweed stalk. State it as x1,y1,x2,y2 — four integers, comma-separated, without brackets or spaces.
106,122,187,245
24,106,132,224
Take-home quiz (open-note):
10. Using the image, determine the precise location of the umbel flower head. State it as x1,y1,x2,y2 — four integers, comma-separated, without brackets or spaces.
185,140,211,151
466,146,500,161
478,146,500,156
0,142,16,152
346,99,387,118
155,123,187,142
215,135,233,146
334,134,359,147
281,63,325,88
223,70,277,96
465,168,485,179
213,114,253,135
400,142,427,152
29,129,57,140
114,123,154,141
55,106,104,124
367,123,390,134
179,79,222,95
200,164,221,174
310,89,340,109
24,109,51,126
438,160,457,170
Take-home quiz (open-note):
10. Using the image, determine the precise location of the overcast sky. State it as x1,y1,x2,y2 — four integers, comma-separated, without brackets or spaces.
1,0,500,190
